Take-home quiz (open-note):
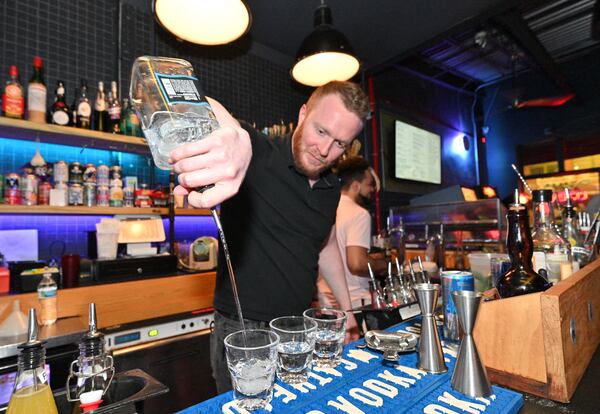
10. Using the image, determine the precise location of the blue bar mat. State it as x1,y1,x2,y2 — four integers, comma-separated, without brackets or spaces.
179,319,523,414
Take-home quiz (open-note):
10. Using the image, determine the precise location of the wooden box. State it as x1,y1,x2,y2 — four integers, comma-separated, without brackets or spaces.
473,258,600,402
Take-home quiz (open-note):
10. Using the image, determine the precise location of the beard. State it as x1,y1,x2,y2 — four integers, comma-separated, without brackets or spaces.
358,193,373,207
292,122,333,179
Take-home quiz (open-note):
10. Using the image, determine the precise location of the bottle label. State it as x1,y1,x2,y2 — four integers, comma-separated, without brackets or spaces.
108,106,121,120
38,285,57,299
95,98,106,111
28,83,47,112
155,74,208,106
52,110,70,125
2,84,25,116
78,101,91,118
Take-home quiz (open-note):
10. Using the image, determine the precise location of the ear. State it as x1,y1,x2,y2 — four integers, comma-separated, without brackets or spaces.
297,104,307,125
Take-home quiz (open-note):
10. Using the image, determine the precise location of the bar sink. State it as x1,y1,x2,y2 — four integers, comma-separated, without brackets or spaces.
54,368,169,414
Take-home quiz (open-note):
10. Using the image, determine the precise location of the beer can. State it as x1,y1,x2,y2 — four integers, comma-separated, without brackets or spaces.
441,271,474,342
123,186,135,207
38,180,52,205
69,162,83,184
20,174,39,206
83,164,97,183
83,183,96,207
68,183,83,205
53,160,69,184
5,173,21,205
96,185,110,206
97,164,110,186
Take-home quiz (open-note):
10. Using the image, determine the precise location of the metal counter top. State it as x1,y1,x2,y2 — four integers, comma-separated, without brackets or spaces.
0,317,86,359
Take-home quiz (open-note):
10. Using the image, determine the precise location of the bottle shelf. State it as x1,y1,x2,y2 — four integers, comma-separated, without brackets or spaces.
0,117,149,155
0,204,212,216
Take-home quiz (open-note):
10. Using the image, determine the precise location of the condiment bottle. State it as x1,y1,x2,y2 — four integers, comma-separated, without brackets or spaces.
6,309,59,414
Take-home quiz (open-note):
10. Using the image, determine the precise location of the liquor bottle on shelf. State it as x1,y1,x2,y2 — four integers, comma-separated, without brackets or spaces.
2,65,25,119
48,81,70,126
531,189,572,283
496,190,552,299
107,81,122,133
92,81,108,132
121,98,141,137
73,79,91,129
6,309,59,414
27,56,47,123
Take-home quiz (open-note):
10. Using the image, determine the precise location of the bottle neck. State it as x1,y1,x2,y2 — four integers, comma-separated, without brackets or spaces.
31,67,44,83
14,346,48,391
506,208,535,271
533,200,555,228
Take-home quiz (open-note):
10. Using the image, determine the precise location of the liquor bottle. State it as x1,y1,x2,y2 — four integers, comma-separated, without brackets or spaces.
531,189,572,283
496,190,552,299
37,273,57,325
107,81,121,133
6,309,59,414
120,98,142,136
92,81,108,132
562,188,585,268
2,65,25,119
73,80,91,129
27,56,47,123
48,81,70,126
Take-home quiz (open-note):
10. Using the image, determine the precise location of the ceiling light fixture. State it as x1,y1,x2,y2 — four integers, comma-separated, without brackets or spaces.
291,1,360,87
153,0,251,46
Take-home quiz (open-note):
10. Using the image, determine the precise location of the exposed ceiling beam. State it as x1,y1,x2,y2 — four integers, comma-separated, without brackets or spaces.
492,9,575,95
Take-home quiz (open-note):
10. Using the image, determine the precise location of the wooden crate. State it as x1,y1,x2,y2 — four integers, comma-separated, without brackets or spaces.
473,258,600,402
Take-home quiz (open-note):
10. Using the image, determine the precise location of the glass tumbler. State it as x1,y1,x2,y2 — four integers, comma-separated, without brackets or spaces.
269,316,317,384
224,329,279,411
302,308,347,368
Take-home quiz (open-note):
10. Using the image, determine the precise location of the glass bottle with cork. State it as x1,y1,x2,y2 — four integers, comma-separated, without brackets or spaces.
531,189,572,283
49,81,71,126
27,56,47,124
496,189,552,299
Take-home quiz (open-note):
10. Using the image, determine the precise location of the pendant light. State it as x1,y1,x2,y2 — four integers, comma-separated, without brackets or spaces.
153,0,251,46
291,1,360,87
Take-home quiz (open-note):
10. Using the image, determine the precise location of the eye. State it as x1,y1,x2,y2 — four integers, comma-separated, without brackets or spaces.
317,128,325,136
334,140,345,149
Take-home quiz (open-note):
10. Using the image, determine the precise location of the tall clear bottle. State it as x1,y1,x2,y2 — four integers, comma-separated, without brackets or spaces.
37,273,57,326
496,192,552,298
531,189,572,284
562,188,585,269
27,56,47,123
7,309,59,414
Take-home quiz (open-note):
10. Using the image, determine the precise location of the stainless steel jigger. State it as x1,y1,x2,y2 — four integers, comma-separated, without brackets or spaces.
414,283,447,373
451,290,492,397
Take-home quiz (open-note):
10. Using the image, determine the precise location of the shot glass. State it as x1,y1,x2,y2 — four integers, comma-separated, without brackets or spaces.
224,329,279,411
303,308,347,368
269,316,317,384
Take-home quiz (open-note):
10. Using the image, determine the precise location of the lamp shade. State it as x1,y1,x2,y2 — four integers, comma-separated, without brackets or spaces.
291,4,360,87
153,0,251,46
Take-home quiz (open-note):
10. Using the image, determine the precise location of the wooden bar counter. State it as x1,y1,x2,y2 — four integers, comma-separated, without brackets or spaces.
0,271,216,329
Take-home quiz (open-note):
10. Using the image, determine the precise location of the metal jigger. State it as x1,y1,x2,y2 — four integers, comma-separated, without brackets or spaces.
450,290,492,398
414,283,447,373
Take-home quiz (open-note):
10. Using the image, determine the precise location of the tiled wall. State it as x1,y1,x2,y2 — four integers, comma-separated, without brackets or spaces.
0,0,307,261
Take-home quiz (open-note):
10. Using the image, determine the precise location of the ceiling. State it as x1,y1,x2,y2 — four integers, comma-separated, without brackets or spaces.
242,0,599,92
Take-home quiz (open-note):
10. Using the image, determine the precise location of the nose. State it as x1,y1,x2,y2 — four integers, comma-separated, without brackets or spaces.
317,137,335,157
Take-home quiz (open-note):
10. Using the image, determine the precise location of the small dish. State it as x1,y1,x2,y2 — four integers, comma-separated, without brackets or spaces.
364,330,418,361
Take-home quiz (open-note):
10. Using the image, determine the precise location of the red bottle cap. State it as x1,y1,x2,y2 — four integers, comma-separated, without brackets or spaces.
80,399,103,413
33,56,43,68
9,65,18,77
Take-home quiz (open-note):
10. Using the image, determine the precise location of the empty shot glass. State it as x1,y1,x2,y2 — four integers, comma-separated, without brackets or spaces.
303,308,347,368
269,316,318,384
224,329,279,411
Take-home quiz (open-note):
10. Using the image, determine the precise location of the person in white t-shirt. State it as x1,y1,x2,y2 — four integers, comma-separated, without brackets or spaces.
318,156,387,309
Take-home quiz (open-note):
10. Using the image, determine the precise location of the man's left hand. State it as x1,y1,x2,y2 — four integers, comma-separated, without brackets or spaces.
344,312,360,344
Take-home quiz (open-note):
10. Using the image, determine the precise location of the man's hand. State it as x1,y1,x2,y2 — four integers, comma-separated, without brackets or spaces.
171,124,251,209
344,312,360,344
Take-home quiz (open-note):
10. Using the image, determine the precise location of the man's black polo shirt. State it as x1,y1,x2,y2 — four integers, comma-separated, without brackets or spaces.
213,124,341,321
